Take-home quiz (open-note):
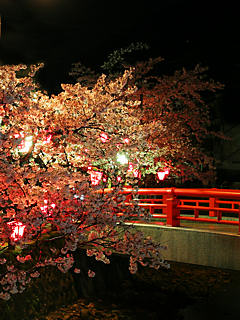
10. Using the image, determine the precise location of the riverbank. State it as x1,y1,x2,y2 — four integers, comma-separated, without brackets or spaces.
43,260,235,320
1,249,237,320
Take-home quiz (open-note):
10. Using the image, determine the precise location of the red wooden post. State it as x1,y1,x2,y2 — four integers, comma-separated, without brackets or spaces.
149,199,154,215
194,207,199,218
162,195,168,215
124,189,133,204
209,197,217,217
239,208,240,234
216,199,221,221
166,190,180,227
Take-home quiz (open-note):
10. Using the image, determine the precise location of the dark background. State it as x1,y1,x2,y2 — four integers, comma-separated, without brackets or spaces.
0,0,239,122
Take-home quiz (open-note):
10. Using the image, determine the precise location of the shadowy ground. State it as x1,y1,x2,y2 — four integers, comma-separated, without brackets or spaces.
42,261,238,320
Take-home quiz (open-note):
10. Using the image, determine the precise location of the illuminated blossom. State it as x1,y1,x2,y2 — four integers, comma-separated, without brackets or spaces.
43,134,52,144
128,162,141,178
74,268,81,274
40,200,56,215
123,138,130,144
18,136,33,153
100,133,109,143
88,269,95,278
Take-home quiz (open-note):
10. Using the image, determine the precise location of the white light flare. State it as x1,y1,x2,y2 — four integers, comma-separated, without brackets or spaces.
116,152,128,165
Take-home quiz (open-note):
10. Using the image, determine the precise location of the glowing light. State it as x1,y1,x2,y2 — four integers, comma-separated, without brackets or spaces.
14,131,24,139
117,176,122,182
164,168,170,175
100,133,109,143
157,168,170,181
40,200,56,215
116,152,128,165
123,138,130,144
43,134,52,144
157,171,166,180
18,136,33,153
90,171,103,185
7,221,26,241
74,194,85,200
40,204,48,214
32,92,38,103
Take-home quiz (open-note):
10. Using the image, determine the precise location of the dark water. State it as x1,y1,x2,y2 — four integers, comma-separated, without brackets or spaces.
46,256,240,320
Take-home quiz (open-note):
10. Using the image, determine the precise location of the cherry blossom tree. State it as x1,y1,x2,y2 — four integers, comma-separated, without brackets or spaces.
70,45,224,185
0,63,170,300
129,61,224,184
0,47,224,299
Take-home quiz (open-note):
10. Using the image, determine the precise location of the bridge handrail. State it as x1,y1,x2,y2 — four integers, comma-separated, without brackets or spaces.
116,187,240,233
122,187,240,198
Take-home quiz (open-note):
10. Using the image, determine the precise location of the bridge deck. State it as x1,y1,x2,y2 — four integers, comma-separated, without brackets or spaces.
133,217,240,235
131,219,240,236
179,220,239,235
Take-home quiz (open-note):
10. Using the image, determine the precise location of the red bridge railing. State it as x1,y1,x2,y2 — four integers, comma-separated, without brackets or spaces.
120,188,240,233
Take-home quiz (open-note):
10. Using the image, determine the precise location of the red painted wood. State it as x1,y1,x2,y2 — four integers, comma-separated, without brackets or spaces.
119,188,240,233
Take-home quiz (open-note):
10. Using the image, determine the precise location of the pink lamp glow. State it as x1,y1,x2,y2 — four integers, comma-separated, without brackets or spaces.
43,134,52,144
100,133,109,143
90,171,103,185
157,168,170,181
123,138,130,144
7,221,26,241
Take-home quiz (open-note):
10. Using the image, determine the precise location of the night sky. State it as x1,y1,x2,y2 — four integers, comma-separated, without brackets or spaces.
0,0,239,121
